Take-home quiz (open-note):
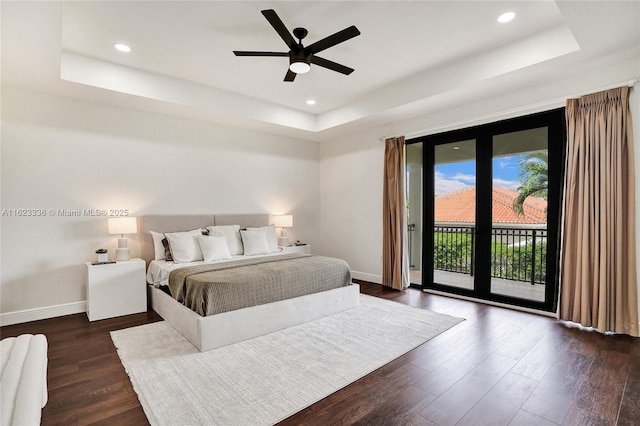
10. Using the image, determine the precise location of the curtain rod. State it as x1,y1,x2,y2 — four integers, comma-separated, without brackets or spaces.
378,77,639,142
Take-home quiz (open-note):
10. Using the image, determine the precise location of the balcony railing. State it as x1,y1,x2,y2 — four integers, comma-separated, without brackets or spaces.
432,225,547,285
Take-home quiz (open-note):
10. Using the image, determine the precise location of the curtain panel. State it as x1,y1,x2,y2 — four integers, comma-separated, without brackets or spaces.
382,137,409,290
561,86,639,336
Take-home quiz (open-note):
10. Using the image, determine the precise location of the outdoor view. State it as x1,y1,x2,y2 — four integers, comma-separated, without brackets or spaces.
408,127,549,303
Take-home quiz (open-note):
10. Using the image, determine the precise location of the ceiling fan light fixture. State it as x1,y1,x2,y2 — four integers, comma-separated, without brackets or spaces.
289,60,311,74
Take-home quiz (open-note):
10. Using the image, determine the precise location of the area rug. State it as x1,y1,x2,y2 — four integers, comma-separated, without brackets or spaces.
110,294,463,426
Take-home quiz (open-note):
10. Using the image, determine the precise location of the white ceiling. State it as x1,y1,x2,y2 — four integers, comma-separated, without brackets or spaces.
2,1,639,142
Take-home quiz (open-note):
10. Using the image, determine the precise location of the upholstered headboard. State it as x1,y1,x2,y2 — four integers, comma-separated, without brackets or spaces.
140,214,270,265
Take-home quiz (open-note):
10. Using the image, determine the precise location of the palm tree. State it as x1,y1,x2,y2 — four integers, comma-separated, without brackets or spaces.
512,151,548,216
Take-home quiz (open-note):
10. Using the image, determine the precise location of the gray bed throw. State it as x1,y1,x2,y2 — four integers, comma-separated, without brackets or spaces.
168,253,352,316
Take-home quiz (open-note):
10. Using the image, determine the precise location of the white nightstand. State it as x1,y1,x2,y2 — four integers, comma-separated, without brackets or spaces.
85,258,146,321
280,245,311,254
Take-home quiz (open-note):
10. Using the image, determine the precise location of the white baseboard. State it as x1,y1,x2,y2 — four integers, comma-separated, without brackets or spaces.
351,271,382,284
0,301,87,327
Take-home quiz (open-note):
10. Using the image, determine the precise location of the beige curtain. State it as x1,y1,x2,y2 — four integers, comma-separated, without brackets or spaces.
382,137,410,290
561,86,639,336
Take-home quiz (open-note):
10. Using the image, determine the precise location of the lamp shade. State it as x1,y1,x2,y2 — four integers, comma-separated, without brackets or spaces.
270,215,293,228
108,217,138,235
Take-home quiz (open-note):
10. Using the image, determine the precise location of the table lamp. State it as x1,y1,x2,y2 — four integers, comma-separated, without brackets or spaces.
270,215,293,246
108,217,138,261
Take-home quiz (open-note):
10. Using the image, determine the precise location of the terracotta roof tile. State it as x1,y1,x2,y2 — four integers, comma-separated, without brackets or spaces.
434,186,547,224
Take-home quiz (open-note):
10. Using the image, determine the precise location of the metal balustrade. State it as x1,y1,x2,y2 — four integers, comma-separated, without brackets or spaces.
432,225,547,285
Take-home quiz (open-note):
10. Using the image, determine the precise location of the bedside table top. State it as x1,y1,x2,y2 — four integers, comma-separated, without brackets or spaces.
279,245,311,254
86,258,144,267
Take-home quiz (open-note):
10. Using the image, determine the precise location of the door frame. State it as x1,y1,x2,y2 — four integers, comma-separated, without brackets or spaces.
408,108,566,312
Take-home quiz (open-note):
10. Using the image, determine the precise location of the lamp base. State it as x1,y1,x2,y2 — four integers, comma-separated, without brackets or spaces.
116,238,130,261
115,248,130,261
278,228,289,247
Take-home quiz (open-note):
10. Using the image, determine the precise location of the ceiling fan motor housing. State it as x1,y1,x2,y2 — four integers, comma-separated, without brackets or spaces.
289,49,311,67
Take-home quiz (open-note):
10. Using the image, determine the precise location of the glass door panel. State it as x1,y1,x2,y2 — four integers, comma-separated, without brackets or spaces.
406,142,423,286
433,139,476,290
490,127,548,302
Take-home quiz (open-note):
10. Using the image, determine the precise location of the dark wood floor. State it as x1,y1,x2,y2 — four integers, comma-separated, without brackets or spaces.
2,282,639,425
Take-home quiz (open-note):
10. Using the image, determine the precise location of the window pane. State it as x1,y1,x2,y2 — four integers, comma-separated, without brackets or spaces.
406,143,423,285
433,139,476,290
490,127,547,302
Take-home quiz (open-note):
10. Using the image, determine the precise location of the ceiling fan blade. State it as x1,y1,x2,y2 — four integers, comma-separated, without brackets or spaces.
233,51,289,57
284,69,297,82
310,56,354,75
261,9,297,50
306,26,360,55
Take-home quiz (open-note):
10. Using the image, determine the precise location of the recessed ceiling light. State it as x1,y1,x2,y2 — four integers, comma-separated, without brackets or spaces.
306,99,316,106
497,12,516,23
453,146,460,150
114,43,131,53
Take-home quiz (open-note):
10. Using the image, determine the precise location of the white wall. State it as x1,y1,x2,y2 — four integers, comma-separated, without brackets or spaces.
320,71,640,318
0,87,320,321
318,132,384,283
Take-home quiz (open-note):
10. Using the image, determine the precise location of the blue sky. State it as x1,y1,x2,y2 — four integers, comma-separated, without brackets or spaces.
434,155,523,196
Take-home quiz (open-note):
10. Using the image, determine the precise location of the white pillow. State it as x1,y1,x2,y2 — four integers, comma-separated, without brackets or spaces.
240,230,270,256
164,229,204,263
150,230,167,261
246,224,279,253
206,225,243,255
196,235,232,262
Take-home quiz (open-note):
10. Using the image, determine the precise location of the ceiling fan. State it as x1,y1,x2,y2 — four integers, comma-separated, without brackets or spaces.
233,9,361,82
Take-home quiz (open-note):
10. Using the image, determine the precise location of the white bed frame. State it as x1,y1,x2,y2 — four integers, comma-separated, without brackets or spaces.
141,214,360,352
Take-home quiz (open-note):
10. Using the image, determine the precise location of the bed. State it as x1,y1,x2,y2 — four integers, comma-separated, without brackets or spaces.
142,214,360,352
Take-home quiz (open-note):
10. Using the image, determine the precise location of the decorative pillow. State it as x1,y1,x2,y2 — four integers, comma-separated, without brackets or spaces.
246,224,279,252
240,230,270,256
161,238,173,261
164,229,204,263
206,225,243,255
196,235,232,262
150,230,167,260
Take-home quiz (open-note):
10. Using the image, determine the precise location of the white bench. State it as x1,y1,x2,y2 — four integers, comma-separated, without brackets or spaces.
0,334,48,426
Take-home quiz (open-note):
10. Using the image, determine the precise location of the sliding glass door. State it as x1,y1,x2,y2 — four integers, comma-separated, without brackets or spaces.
407,109,565,312
490,128,548,303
